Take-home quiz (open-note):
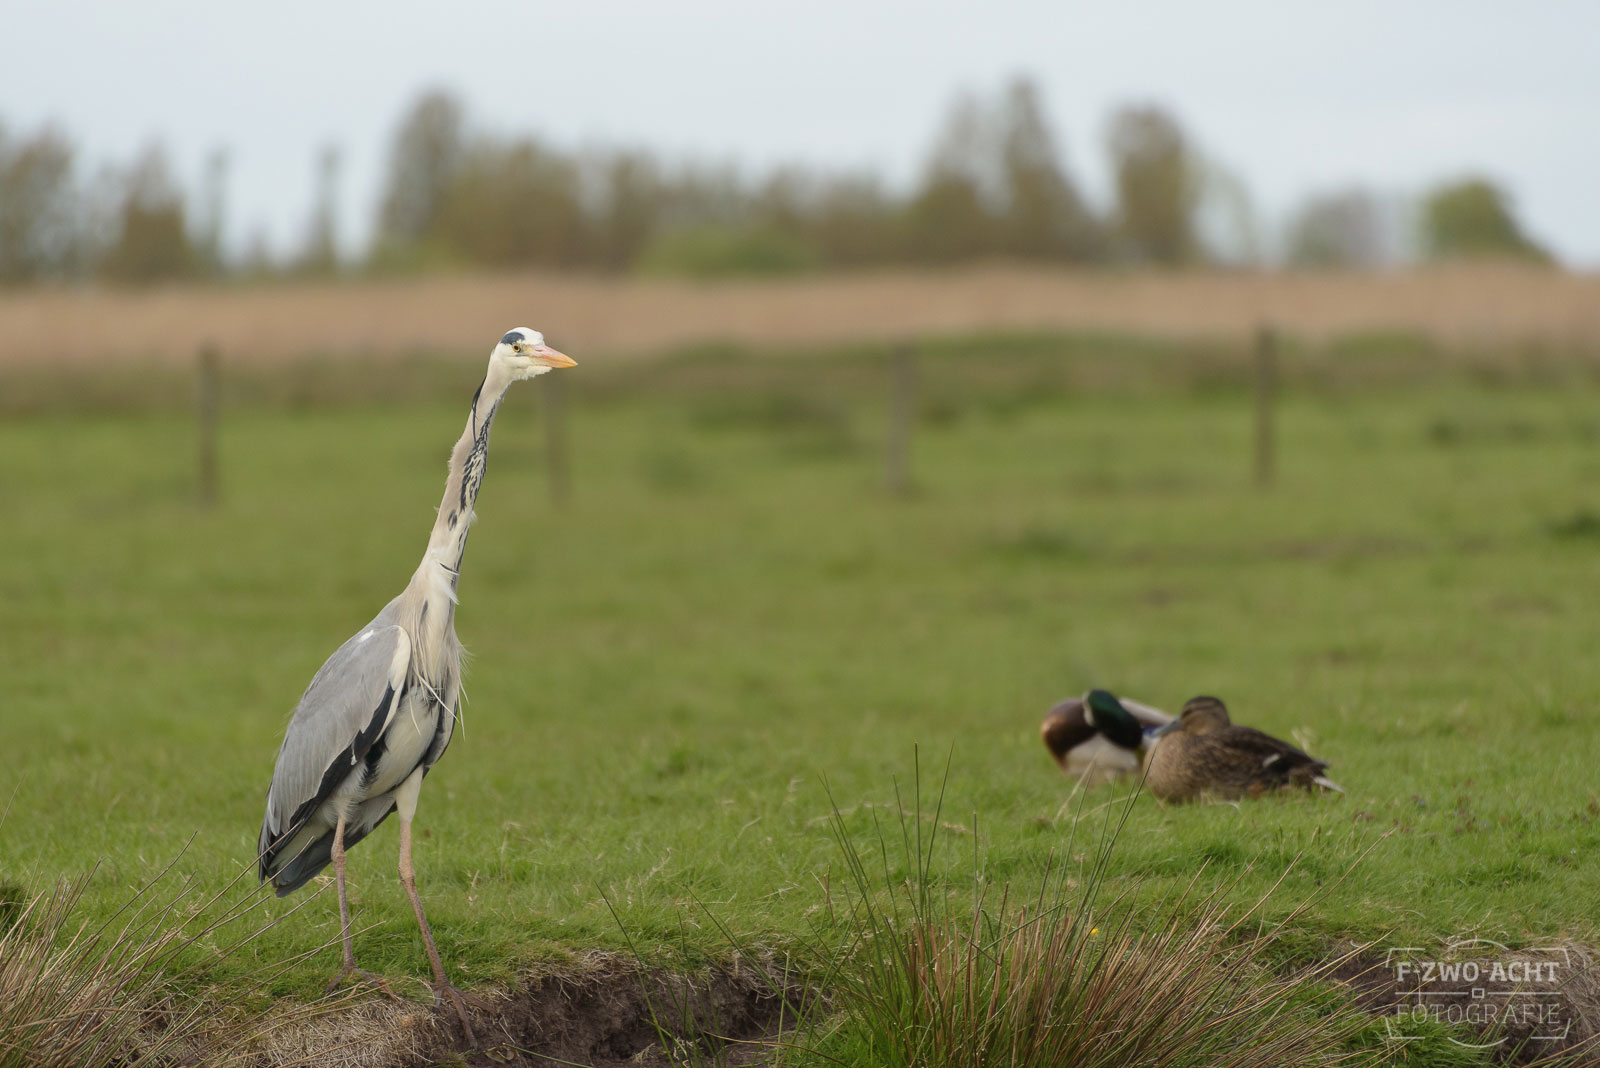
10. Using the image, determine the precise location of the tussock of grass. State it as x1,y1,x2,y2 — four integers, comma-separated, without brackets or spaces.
1544,509,1600,541
0,855,326,1068
788,763,1367,1068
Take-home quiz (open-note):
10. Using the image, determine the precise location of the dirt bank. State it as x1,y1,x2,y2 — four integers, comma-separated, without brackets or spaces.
259,952,809,1068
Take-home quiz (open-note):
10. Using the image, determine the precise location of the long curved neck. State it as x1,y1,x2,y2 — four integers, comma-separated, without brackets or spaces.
426,361,515,576
401,361,516,683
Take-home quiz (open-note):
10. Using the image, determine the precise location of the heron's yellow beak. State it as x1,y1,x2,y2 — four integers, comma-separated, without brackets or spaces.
532,345,577,369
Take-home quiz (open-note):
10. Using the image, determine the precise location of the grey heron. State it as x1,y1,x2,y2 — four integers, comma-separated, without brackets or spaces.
257,328,575,1041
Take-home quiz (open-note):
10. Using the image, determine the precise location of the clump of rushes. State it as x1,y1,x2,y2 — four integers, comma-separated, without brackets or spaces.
0,853,327,1068
799,757,1368,1068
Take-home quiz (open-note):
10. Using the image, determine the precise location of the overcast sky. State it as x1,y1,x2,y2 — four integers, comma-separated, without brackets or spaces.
3,0,1596,265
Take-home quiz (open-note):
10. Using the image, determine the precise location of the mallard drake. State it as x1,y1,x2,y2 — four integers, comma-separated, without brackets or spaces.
1040,689,1172,786
1140,695,1344,802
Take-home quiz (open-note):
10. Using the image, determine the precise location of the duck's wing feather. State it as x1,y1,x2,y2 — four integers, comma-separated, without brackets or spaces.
1216,725,1346,793
1221,725,1324,766
1120,697,1173,727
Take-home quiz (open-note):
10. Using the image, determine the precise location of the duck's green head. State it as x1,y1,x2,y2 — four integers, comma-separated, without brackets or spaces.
1084,689,1146,750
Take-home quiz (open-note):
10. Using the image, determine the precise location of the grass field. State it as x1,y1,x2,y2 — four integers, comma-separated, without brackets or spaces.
3,333,1599,1058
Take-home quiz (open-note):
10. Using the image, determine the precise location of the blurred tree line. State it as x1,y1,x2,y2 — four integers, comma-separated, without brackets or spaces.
0,79,1557,285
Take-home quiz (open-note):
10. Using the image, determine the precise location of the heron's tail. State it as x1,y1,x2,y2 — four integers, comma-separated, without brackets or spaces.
269,832,336,897
264,807,393,896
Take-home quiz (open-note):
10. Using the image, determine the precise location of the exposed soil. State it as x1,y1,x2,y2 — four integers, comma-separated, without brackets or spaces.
256,942,1600,1067
1324,942,1600,1066
259,952,814,1068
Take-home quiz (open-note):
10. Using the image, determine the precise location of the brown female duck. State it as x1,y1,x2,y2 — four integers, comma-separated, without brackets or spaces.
1141,695,1344,802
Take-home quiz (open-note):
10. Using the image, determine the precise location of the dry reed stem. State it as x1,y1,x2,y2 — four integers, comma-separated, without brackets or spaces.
0,859,344,1068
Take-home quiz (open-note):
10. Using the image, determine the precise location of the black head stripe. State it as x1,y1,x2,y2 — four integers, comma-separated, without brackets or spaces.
500,330,525,346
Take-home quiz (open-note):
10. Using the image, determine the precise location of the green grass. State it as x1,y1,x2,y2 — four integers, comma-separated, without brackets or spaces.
2,337,1599,1008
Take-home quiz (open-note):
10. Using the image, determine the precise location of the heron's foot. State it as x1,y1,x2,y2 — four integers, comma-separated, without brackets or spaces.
430,979,484,1046
324,964,401,1000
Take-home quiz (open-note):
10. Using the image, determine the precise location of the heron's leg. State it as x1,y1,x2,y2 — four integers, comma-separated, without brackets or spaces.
395,769,481,1045
333,813,356,969
324,812,398,999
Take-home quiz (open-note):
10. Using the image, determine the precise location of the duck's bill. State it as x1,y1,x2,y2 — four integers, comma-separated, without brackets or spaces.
1148,718,1184,738
533,345,577,368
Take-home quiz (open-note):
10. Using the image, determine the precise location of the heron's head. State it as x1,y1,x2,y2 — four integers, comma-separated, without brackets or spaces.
494,328,577,380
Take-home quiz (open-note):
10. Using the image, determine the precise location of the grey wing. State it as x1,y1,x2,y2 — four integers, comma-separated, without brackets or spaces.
1121,697,1173,728
258,613,411,878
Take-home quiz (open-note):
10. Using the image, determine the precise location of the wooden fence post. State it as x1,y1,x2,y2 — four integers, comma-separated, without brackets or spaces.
885,342,917,496
543,371,570,506
1254,324,1276,489
197,344,221,506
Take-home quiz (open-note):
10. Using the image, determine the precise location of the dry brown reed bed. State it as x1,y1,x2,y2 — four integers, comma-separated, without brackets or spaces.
1,264,1597,369
0,861,338,1068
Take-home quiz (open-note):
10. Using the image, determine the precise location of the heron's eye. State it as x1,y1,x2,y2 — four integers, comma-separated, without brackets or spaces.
512,343,524,354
